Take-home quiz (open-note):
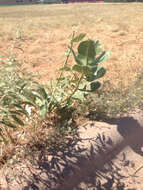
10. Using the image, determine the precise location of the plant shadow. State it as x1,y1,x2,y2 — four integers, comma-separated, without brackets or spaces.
5,115,143,190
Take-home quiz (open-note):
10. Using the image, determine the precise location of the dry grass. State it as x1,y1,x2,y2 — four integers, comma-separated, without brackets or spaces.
0,3,143,86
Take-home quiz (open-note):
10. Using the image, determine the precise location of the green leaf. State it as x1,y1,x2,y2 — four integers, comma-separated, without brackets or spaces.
10,109,29,117
12,103,24,109
90,82,101,92
76,54,86,65
71,33,86,43
78,82,86,90
81,82,101,92
90,66,98,73
86,75,97,82
9,110,22,116
0,120,17,129
72,65,92,76
22,89,40,104
60,65,71,71
22,90,35,102
72,90,84,101
75,54,95,66
11,115,24,126
0,134,8,145
70,47,82,65
94,67,106,80
57,77,65,81
39,105,47,118
95,40,102,56
19,101,35,107
37,86,47,99
7,92,19,99
47,101,55,113
94,51,111,65
19,82,27,93
78,40,95,59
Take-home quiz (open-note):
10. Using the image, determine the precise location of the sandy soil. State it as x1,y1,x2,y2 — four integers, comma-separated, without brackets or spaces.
0,3,143,87
1,109,143,190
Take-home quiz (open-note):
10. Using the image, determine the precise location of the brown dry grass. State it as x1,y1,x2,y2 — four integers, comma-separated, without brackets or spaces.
0,3,143,87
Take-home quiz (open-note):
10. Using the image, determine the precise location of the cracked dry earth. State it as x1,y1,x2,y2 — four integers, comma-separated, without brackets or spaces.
1,109,143,190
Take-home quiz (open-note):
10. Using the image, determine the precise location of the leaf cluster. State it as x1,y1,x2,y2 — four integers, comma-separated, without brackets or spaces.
0,58,38,144
35,33,111,119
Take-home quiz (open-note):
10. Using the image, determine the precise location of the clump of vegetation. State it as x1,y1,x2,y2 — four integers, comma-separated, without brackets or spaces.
1,31,143,173
35,33,111,119
0,32,111,168
0,57,38,145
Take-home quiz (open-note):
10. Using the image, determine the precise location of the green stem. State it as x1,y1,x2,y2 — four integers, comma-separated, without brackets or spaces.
63,42,90,103
56,32,75,86
50,32,75,106
62,74,84,104
133,164,143,176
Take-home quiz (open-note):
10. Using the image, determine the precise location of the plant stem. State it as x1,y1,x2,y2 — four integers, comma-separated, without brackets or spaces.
133,164,143,176
51,32,75,106
56,32,75,86
4,127,15,144
62,74,84,103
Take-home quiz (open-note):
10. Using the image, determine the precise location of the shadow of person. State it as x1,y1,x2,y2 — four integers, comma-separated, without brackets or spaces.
110,116,143,156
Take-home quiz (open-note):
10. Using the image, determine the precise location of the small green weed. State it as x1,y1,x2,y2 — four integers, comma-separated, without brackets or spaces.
0,57,39,144
35,33,111,119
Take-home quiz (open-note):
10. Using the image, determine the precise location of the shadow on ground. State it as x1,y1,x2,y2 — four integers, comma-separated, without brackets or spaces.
4,115,143,190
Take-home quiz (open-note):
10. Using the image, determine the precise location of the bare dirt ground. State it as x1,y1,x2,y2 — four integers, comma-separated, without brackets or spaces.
1,109,143,190
0,3,143,87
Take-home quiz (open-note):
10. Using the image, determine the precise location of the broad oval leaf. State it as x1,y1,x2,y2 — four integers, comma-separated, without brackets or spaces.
83,82,101,92
86,75,97,82
82,66,93,76
72,65,92,76
90,82,101,92
78,40,95,59
72,64,83,73
94,67,106,80
90,66,98,73
76,54,87,65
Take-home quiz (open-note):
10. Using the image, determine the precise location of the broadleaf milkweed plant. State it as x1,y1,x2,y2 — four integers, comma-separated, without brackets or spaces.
0,32,111,144
35,33,111,118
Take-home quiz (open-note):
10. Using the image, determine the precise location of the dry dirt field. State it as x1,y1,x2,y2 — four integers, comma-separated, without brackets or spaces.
1,2,143,190
0,3,143,87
